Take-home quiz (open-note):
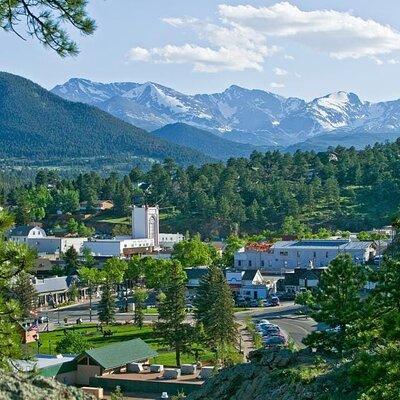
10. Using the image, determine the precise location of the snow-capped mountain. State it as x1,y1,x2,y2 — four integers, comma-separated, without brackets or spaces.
51,79,400,146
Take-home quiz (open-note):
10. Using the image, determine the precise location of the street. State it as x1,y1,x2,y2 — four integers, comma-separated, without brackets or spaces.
39,300,315,347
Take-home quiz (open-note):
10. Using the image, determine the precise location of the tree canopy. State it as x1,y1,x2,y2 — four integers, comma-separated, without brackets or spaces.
0,0,95,56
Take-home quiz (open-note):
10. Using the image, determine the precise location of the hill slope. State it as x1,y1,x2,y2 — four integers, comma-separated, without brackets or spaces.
153,123,258,160
0,72,211,165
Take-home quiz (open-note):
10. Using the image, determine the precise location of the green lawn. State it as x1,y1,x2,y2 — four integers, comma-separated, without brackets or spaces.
97,217,131,225
30,323,213,367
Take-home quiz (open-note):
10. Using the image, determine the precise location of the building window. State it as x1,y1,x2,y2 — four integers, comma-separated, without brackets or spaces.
326,252,329,258
313,252,317,258
261,260,265,267
297,251,301,257
248,260,252,267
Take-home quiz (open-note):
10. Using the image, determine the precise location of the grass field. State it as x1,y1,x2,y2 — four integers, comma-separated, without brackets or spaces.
97,216,131,225
30,323,213,367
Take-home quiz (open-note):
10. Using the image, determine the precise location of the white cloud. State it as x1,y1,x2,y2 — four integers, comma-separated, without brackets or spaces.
294,72,301,78
274,67,287,76
219,2,400,60
270,82,285,88
127,2,400,72
127,47,151,61
388,58,400,64
127,16,277,72
127,44,268,72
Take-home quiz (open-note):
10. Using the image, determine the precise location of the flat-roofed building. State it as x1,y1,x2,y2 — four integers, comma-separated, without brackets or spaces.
234,239,376,274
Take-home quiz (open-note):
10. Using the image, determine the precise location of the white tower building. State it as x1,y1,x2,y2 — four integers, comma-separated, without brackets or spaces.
132,205,159,246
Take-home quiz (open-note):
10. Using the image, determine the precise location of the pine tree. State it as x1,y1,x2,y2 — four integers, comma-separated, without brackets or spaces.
63,246,80,275
195,265,237,349
98,284,116,325
133,288,148,329
303,254,367,357
12,272,38,319
156,262,192,366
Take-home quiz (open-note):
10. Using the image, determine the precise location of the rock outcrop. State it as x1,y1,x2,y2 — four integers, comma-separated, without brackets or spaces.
187,348,357,400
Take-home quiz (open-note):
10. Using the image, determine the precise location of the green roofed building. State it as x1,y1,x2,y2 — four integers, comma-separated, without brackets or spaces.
19,338,157,386
75,338,158,385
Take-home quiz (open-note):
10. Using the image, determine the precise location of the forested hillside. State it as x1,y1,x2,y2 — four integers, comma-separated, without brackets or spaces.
5,140,400,237
0,72,211,166
153,123,257,160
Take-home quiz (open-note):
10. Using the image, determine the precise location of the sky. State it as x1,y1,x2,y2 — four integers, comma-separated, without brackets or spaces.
1,0,400,101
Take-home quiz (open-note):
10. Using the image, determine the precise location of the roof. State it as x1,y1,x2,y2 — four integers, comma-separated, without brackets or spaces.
284,268,327,286
33,276,75,294
245,242,273,252
9,225,35,236
83,338,157,370
185,267,209,280
242,270,259,281
273,239,374,250
14,354,76,375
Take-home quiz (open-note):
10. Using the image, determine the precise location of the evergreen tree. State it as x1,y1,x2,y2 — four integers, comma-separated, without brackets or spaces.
133,288,148,329
98,283,115,325
63,246,80,275
11,271,37,319
302,254,367,357
0,1,96,56
156,262,192,366
195,265,237,349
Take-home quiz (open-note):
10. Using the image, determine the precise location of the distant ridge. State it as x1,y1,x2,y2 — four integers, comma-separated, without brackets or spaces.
153,123,260,160
52,78,400,149
0,72,212,165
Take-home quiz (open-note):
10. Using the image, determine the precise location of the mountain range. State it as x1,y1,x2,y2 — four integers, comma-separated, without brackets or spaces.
52,78,400,148
0,72,211,165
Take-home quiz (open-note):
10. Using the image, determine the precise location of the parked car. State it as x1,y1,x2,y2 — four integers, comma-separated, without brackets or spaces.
249,299,260,307
37,316,49,324
264,335,287,346
256,319,270,325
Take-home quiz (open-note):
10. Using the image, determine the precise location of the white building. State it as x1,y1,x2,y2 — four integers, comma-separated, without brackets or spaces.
28,237,88,255
158,233,184,249
83,238,154,257
225,269,274,300
8,225,87,255
9,225,46,243
132,205,159,246
234,239,376,274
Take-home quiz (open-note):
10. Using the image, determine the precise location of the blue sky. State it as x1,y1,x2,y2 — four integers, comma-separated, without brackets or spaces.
2,0,400,101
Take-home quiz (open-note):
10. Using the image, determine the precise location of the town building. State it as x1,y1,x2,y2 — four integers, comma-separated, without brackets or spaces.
132,205,159,246
83,238,154,257
28,236,88,255
283,267,327,295
84,205,183,257
79,200,114,212
33,276,88,307
225,269,275,300
234,239,376,274
7,224,88,255
158,233,184,249
16,339,157,386
8,225,46,243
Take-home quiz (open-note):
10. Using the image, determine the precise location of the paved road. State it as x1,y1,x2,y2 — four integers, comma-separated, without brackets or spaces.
235,302,316,347
39,300,315,347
